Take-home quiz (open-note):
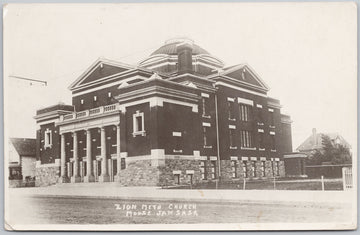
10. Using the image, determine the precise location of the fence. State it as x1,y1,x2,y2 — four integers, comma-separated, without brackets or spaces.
342,167,353,190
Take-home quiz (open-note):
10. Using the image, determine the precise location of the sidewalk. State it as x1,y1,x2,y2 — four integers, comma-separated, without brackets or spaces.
7,182,355,205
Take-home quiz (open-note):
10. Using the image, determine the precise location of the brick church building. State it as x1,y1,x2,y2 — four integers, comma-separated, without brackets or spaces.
34,38,293,186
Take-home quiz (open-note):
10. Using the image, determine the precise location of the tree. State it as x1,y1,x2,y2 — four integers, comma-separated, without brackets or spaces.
306,134,352,165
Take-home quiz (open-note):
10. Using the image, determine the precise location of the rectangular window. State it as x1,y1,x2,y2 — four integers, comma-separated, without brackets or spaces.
201,93,210,117
243,161,248,178
275,161,280,176
259,133,264,149
231,160,238,178
210,161,216,179
121,158,126,170
203,127,211,147
250,161,256,177
175,174,180,184
173,135,182,152
239,104,252,122
107,92,112,104
229,129,236,148
271,135,276,150
44,129,52,148
200,161,206,180
270,112,275,126
133,111,145,136
240,130,253,148
228,100,235,120
261,161,266,177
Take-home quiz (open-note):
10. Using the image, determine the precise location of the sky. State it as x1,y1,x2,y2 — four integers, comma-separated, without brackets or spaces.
3,2,357,152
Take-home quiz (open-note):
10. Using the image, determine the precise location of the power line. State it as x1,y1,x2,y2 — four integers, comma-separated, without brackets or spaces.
9,75,47,86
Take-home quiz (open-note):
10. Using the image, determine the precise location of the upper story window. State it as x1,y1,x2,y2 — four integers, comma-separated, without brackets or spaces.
44,128,52,149
268,108,275,126
240,130,253,148
259,132,265,150
227,97,236,120
239,104,252,122
107,92,112,104
93,95,98,107
201,93,210,118
229,125,237,149
132,110,145,137
172,132,182,153
271,135,276,150
202,122,212,148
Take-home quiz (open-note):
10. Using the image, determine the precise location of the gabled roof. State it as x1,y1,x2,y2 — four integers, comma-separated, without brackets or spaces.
207,64,270,92
296,132,351,152
10,138,36,156
68,58,135,91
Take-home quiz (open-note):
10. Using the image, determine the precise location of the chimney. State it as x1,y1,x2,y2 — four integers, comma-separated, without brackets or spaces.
312,128,317,145
176,41,193,74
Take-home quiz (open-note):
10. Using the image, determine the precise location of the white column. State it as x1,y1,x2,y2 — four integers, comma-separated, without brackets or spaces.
115,124,121,181
59,133,67,183
71,131,81,183
84,129,95,182
99,126,109,182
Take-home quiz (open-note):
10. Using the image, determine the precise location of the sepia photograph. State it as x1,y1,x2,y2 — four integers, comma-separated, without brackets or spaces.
3,2,358,231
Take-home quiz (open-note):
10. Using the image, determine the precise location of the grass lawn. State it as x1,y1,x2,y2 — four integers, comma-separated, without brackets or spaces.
167,178,344,191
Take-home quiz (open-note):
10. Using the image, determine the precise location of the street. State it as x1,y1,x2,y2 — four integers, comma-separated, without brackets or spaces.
7,192,352,225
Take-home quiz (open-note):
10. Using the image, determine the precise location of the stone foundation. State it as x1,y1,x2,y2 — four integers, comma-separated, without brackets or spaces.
158,159,201,187
118,159,159,186
219,160,286,181
35,164,61,187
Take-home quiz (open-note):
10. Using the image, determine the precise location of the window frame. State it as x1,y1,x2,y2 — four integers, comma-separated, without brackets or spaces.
44,128,52,149
132,110,146,137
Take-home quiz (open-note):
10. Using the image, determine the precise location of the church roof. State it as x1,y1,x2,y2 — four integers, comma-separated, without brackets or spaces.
150,38,210,56
10,138,36,156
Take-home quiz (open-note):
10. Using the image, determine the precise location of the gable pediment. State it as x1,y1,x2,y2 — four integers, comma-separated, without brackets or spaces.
216,64,270,92
69,58,134,90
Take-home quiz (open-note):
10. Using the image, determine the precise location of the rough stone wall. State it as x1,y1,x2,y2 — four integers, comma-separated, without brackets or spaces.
35,166,60,187
9,180,24,188
220,160,232,181
218,160,285,181
265,161,274,177
204,160,219,181
159,159,201,186
118,160,159,186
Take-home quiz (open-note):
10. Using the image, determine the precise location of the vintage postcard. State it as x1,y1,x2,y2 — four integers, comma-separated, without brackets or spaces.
3,2,357,231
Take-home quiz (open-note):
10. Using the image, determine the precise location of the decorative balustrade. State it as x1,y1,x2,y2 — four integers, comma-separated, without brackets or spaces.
89,107,101,115
60,104,119,122
63,113,75,121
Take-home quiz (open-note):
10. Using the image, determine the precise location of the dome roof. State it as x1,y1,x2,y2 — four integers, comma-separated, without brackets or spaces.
150,38,210,56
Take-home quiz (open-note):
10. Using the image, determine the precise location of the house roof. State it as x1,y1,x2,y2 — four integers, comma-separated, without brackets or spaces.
10,138,36,156
296,130,351,152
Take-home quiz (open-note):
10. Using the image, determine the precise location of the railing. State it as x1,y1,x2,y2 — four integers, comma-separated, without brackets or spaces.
63,113,75,120
60,104,119,122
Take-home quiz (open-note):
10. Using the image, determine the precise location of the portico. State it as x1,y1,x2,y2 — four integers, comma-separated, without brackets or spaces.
57,103,123,183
